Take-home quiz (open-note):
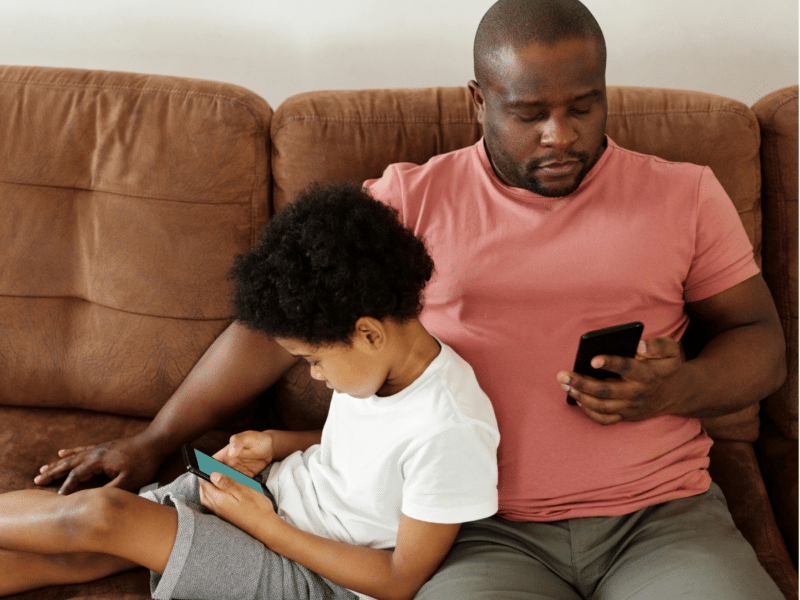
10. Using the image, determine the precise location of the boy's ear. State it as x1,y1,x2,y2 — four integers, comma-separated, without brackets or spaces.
354,317,386,351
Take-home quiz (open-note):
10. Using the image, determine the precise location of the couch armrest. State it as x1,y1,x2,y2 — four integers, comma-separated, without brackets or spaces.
709,441,798,599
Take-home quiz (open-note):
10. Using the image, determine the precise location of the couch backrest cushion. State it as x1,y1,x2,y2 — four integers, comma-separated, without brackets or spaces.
270,85,763,441
0,66,272,418
753,85,799,440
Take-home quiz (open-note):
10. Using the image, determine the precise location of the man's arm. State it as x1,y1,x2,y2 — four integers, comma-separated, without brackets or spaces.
35,321,298,494
559,274,786,425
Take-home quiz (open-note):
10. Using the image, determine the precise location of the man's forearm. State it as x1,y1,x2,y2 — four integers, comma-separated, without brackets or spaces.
139,321,298,454
674,319,786,419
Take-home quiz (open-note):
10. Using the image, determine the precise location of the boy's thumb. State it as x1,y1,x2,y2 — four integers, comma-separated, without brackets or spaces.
211,472,229,487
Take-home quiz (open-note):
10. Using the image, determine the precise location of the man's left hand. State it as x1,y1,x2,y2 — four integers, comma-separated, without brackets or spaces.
557,337,684,425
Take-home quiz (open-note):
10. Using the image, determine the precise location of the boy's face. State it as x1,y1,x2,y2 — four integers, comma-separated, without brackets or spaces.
275,336,389,399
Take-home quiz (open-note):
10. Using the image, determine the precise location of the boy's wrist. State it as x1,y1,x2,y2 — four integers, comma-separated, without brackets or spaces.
252,505,289,549
266,429,322,462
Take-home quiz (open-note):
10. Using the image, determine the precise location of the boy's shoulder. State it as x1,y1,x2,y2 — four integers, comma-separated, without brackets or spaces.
412,341,499,433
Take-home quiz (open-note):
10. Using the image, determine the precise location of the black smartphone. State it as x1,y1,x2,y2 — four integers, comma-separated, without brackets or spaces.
181,444,268,495
567,321,644,405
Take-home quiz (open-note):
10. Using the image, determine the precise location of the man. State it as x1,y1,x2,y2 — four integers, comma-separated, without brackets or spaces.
36,1,785,598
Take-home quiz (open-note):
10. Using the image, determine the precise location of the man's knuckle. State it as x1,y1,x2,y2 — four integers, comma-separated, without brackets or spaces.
596,386,611,399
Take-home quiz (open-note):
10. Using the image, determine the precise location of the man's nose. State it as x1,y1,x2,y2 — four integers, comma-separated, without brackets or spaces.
540,115,578,149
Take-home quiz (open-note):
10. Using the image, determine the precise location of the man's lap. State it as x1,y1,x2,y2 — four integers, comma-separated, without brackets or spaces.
415,483,782,600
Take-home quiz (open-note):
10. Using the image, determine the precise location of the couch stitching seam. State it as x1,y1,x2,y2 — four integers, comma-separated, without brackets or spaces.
0,294,233,321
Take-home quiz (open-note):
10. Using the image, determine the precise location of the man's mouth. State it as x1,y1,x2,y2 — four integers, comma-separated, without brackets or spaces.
535,160,580,178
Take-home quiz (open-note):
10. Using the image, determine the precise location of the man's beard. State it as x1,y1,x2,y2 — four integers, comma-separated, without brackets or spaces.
501,149,593,197
484,138,605,198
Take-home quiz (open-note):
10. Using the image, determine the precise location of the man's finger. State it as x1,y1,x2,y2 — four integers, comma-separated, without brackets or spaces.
582,405,623,426
638,336,680,359
58,445,95,458
57,461,103,495
105,471,130,490
35,453,85,485
589,354,637,377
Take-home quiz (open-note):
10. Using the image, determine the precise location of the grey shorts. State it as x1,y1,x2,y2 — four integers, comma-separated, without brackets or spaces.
414,482,782,600
140,472,358,600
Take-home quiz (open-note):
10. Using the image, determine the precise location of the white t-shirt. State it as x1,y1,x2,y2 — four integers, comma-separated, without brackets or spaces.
266,341,500,549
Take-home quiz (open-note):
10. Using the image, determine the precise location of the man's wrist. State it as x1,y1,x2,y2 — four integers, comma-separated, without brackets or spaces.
134,427,184,462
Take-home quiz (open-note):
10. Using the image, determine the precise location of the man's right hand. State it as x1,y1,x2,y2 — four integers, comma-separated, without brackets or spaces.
34,435,165,495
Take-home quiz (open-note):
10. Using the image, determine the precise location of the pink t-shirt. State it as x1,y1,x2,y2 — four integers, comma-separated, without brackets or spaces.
366,138,759,521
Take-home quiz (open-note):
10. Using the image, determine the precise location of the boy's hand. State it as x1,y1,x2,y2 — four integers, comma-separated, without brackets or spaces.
212,431,274,477
199,472,276,537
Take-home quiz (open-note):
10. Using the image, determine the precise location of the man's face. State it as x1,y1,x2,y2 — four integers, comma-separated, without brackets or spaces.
470,37,608,197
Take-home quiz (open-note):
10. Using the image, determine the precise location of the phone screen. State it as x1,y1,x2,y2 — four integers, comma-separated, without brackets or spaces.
191,448,267,495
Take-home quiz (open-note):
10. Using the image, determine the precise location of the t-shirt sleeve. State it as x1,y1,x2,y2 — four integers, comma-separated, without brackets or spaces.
365,165,405,220
399,423,499,524
683,167,760,303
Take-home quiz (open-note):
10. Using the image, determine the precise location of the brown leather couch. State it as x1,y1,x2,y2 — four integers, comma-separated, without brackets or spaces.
0,65,796,599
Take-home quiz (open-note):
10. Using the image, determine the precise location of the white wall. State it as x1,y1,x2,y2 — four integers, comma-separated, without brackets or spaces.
1,0,796,109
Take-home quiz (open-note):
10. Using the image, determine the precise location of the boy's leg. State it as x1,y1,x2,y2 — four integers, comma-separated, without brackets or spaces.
0,488,178,574
0,549,137,596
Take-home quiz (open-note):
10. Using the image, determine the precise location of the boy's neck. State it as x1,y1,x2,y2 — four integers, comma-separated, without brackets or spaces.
377,320,441,397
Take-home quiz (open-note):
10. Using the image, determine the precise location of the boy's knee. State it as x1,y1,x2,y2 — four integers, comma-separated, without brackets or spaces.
58,487,130,543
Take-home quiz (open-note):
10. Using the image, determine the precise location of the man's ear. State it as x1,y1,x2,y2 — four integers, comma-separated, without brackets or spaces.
353,317,386,351
468,80,486,125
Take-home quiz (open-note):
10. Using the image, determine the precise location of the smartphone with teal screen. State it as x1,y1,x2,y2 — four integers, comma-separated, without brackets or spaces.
182,444,268,495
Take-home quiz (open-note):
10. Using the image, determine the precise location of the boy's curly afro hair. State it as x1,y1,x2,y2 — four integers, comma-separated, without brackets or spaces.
230,182,435,346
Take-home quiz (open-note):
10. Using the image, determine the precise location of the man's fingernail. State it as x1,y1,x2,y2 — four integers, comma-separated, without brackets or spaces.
638,341,647,354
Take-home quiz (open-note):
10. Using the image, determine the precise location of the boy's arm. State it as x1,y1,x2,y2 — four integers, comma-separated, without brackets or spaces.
35,321,299,494
268,430,324,461
200,474,459,600
263,513,459,600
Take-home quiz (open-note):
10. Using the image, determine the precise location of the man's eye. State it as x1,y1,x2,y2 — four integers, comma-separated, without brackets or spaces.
515,113,542,123
571,106,592,116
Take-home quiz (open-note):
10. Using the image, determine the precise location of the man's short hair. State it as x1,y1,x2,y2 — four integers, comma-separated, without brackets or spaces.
474,0,606,86
230,182,434,346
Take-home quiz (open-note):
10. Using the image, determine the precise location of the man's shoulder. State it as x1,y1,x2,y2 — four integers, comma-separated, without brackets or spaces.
606,138,707,180
370,142,481,187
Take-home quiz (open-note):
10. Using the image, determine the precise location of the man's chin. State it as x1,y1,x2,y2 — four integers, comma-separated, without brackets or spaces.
522,178,581,198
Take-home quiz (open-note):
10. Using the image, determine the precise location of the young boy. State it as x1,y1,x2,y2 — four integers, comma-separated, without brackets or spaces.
0,182,499,600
